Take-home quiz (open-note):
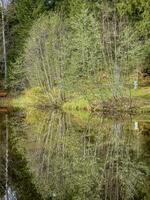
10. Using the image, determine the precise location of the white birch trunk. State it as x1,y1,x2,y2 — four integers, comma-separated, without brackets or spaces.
0,0,7,89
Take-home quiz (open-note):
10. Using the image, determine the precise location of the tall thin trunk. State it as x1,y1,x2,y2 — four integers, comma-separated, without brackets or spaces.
5,114,9,200
113,3,120,97
1,0,7,89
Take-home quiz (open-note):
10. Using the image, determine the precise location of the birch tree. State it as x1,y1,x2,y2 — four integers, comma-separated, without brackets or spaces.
22,14,68,105
0,0,7,88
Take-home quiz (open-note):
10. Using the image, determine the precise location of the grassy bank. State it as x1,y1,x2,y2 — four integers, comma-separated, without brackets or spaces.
8,85,150,115
63,86,150,114
132,86,150,113
11,87,56,109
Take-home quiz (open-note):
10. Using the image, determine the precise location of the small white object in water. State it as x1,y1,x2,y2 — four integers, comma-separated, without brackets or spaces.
4,187,17,200
53,193,56,197
134,121,139,130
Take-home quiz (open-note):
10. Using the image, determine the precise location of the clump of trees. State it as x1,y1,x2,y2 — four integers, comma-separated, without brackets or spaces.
23,14,67,104
0,0,60,90
0,0,149,103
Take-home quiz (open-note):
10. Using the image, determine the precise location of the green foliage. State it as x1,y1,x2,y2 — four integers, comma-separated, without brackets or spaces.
6,0,44,61
117,0,150,71
12,0,148,106
19,13,68,104
1,0,149,106
2,0,46,89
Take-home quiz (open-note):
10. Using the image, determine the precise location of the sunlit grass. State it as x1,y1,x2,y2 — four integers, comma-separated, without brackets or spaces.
9,84,150,115
63,96,91,111
11,87,51,108
131,86,150,99
0,97,11,107
131,86,150,113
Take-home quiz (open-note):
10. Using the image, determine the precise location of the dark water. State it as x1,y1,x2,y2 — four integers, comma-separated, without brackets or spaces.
0,109,149,200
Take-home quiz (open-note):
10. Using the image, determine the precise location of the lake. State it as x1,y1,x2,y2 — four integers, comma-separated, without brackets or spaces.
0,108,149,200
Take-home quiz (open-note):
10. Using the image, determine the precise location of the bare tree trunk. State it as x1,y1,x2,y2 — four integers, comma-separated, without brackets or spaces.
5,114,9,200
1,0,7,89
113,3,120,97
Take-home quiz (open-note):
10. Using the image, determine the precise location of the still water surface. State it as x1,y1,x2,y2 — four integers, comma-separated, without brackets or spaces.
0,108,149,200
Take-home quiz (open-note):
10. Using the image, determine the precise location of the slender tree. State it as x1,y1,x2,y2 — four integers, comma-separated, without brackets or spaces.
0,0,7,89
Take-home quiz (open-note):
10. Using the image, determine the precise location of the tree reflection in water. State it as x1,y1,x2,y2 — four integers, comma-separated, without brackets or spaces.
0,109,149,200
23,109,150,200
0,112,43,200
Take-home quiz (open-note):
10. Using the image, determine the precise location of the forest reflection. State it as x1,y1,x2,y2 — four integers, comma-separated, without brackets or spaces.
0,110,149,200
